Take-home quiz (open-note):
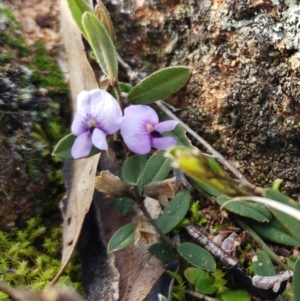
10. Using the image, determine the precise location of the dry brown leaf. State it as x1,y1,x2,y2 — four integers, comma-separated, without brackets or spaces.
0,281,85,301
95,170,131,197
50,0,100,285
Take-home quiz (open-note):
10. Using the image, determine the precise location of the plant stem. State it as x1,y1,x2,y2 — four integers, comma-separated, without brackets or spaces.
112,80,125,110
155,100,247,182
234,217,289,270
139,201,173,246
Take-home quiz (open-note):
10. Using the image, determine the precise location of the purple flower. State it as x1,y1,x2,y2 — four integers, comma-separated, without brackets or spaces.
120,105,178,154
71,89,122,159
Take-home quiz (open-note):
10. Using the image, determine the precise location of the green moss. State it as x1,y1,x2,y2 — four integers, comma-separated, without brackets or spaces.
0,217,83,300
0,6,29,60
30,43,69,95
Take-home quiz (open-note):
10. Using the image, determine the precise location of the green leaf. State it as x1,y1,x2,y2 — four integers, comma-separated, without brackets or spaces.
115,197,135,216
107,223,135,253
128,66,191,104
66,0,92,38
156,190,190,234
264,188,300,244
52,133,100,159
148,243,177,262
184,267,207,285
177,242,216,272
121,155,148,185
264,188,300,209
251,219,300,247
82,12,117,81
252,250,276,276
221,290,251,301
112,82,133,99
138,150,171,192
217,195,272,222
294,258,300,301
287,256,298,270
195,275,217,295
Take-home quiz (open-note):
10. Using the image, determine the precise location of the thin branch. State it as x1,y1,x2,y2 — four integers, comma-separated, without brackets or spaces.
139,201,173,246
112,80,125,110
186,289,219,301
155,100,246,181
185,224,238,267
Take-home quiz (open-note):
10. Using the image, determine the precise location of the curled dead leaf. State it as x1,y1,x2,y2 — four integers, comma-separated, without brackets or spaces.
95,170,131,198
143,177,175,206
134,216,160,246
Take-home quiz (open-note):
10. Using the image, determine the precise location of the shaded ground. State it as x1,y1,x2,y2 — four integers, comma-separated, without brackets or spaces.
2,0,300,300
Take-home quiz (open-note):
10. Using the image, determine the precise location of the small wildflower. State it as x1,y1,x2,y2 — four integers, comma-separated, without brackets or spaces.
71,89,122,159
120,105,178,154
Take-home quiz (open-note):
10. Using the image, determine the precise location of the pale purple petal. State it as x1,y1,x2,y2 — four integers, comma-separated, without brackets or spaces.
71,112,88,136
121,127,151,154
152,136,177,150
154,120,178,133
77,90,90,114
122,105,159,126
89,89,122,134
91,128,108,150
71,131,92,159
120,105,156,154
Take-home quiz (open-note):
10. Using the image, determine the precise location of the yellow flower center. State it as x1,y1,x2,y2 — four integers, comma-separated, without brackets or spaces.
87,120,96,128
147,123,153,132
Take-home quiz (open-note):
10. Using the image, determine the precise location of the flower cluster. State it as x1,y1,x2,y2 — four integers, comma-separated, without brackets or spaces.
71,89,178,159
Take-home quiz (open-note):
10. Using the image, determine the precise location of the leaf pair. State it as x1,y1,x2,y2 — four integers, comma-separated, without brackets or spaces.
67,0,117,82
67,0,191,103
117,150,172,214
107,190,191,253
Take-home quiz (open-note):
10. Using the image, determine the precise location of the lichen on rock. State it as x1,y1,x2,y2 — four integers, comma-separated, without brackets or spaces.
0,4,68,228
103,0,300,199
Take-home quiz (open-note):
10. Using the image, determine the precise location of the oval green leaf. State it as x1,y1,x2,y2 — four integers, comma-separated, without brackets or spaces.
138,150,171,192
82,12,117,81
52,133,100,159
107,223,135,253
148,243,177,262
264,188,300,244
217,195,272,222
115,197,135,216
184,267,207,285
177,242,216,272
294,258,300,301
195,275,217,295
252,250,276,276
121,155,148,185
221,289,251,301
66,0,93,39
156,190,190,234
128,66,191,104
251,219,300,247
